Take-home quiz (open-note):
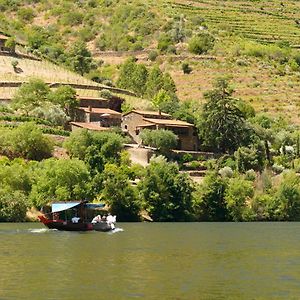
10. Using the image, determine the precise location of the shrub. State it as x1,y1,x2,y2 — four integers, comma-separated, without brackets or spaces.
100,89,113,99
182,62,192,74
148,50,158,61
139,129,178,156
188,33,214,55
0,189,28,222
219,166,233,178
10,123,53,160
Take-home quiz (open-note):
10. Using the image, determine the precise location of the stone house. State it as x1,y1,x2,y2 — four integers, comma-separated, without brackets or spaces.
122,110,199,151
77,95,124,112
70,122,111,132
77,107,122,127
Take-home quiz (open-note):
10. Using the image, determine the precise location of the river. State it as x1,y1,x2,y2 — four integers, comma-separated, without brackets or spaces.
1,222,300,299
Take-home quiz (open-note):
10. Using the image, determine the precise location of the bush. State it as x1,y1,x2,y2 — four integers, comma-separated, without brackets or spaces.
148,50,158,61
139,156,194,221
139,129,178,156
9,123,53,160
219,166,233,178
100,89,113,99
0,189,28,222
182,62,192,74
188,33,214,55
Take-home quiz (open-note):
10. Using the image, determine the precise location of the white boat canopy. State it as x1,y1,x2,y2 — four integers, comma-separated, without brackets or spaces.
52,202,81,213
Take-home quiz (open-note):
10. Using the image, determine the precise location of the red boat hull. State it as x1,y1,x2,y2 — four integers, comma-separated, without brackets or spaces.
38,215,93,231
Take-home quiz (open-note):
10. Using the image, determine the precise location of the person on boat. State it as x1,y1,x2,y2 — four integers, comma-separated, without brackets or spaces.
91,215,102,224
106,214,116,230
71,216,80,223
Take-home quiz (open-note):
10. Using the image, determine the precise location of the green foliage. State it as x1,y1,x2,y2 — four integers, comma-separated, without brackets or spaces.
48,85,78,119
11,59,18,69
0,159,33,194
188,33,214,55
139,156,194,221
0,123,53,160
64,129,125,164
102,163,141,221
157,33,173,53
117,57,148,96
152,89,179,114
225,177,254,221
31,104,68,126
139,129,178,156
12,78,50,113
67,41,94,75
193,172,228,221
200,78,252,153
182,62,192,74
5,37,16,51
148,50,158,62
271,171,300,220
241,41,290,63
17,7,35,21
63,129,92,160
0,188,28,222
235,143,266,172
173,100,201,125
29,158,92,208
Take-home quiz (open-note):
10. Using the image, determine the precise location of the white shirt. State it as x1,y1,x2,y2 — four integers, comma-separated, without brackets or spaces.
72,217,80,223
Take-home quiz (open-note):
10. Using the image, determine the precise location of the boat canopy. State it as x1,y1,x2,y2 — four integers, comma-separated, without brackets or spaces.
52,202,81,213
51,202,105,213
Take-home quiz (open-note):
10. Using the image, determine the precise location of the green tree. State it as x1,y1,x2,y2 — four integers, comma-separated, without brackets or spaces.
139,129,178,156
116,57,137,90
225,177,254,221
145,65,164,99
200,78,250,153
193,172,228,221
102,163,141,221
12,78,50,114
117,58,148,96
30,158,92,208
64,130,125,165
63,129,93,160
0,188,28,222
9,123,53,161
139,156,194,221
131,63,148,96
271,171,300,220
235,143,266,172
48,85,78,119
68,41,93,75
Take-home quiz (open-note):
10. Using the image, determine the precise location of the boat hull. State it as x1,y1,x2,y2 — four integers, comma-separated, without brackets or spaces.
38,215,114,232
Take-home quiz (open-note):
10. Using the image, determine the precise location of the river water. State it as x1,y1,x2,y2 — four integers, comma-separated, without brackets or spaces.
1,222,300,300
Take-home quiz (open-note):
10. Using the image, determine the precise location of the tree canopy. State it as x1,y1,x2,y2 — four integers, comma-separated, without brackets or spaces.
200,78,251,153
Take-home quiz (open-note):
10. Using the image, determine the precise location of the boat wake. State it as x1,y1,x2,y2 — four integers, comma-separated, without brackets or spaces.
29,228,56,233
109,227,124,234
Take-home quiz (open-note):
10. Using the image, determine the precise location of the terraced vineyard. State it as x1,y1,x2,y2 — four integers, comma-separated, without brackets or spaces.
164,0,300,47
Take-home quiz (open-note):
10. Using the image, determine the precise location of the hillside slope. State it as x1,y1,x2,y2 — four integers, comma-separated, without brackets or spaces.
1,0,300,120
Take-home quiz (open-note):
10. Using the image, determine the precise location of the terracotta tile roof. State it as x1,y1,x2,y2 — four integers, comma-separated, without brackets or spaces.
70,122,111,131
123,110,171,117
78,107,121,116
0,34,9,40
143,118,194,127
77,96,108,101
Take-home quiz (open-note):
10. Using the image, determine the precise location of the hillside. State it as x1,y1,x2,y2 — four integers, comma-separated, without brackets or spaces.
1,0,300,120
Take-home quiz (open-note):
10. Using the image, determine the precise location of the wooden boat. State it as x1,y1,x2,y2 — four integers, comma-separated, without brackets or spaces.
38,201,116,232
